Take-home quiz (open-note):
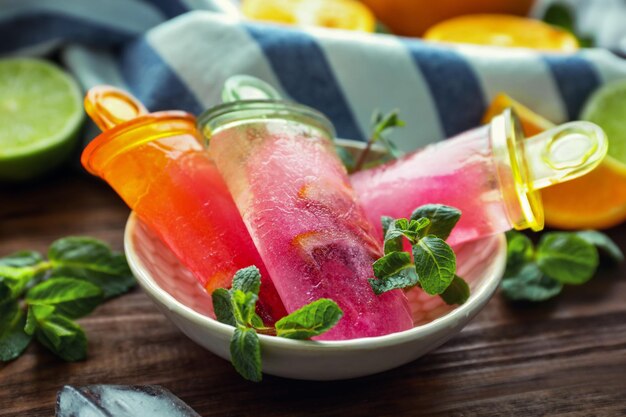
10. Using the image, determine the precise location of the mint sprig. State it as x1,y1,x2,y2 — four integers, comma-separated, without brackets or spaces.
0,237,136,363
501,230,622,302
370,204,469,305
353,109,405,172
212,266,343,382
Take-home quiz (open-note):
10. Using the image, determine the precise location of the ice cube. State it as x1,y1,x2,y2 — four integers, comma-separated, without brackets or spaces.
56,385,200,417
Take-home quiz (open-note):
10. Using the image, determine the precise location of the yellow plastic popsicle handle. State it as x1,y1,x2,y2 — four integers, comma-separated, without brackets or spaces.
521,121,607,190
84,85,148,131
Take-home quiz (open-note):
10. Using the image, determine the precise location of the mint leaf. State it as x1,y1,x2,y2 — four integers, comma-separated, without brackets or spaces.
384,218,430,251
24,306,37,336
0,251,44,268
35,313,87,362
26,278,103,319
231,290,258,326
49,237,126,274
543,3,574,32
250,313,265,329
536,233,599,285
384,219,408,253
576,230,624,263
48,237,136,299
369,268,419,295
230,327,262,382
381,216,394,238
439,275,470,305
275,299,343,339
372,109,405,135
505,231,534,275
0,301,33,361
212,288,236,327
231,266,261,295
50,263,135,300
335,145,355,173
413,236,456,295
372,251,413,279
501,263,563,302
370,251,419,294
410,205,461,241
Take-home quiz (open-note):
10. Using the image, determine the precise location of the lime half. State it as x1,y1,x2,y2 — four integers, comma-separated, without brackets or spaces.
0,58,84,181
581,79,626,165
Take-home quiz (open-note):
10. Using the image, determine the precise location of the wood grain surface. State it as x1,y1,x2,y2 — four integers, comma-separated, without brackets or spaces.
1,169,625,417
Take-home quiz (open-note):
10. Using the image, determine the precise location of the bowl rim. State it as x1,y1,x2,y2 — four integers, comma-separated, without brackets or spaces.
125,213,506,351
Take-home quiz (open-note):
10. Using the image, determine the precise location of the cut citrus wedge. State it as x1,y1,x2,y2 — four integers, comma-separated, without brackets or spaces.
241,0,376,32
483,93,626,229
424,14,579,52
582,79,626,164
0,58,84,181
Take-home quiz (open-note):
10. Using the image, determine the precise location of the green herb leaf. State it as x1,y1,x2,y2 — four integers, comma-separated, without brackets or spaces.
250,313,265,329
0,276,21,303
369,251,419,294
372,251,413,279
49,237,126,274
212,288,236,327
543,3,575,32
26,278,103,319
0,251,44,268
410,204,461,241
369,268,419,295
0,301,33,361
24,306,37,336
536,232,599,285
48,238,135,299
413,236,456,295
501,263,563,302
335,145,355,173
439,275,470,305
381,216,394,238
50,263,135,300
231,266,261,295
576,230,624,263
275,299,343,339
384,218,430,250
505,231,535,275
372,109,405,137
231,290,258,326
35,313,87,362
30,303,56,321
230,327,262,382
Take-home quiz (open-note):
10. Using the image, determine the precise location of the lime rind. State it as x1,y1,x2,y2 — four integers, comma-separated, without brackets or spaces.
0,58,84,181
581,79,626,165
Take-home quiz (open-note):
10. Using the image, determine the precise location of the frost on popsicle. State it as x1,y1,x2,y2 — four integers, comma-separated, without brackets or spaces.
370,204,471,305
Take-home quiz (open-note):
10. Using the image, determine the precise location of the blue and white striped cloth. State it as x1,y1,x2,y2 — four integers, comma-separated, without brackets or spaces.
3,0,626,151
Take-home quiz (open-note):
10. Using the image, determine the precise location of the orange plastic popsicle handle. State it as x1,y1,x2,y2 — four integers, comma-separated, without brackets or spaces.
85,85,148,131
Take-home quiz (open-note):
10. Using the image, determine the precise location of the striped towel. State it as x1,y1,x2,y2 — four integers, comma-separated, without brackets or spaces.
3,0,626,151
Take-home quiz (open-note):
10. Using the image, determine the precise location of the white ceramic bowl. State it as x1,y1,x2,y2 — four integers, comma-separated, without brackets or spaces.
124,213,506,381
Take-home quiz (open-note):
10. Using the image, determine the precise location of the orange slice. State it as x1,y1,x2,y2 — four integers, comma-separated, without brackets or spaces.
483,93,626,229
241,0,376,32
424,14,579,52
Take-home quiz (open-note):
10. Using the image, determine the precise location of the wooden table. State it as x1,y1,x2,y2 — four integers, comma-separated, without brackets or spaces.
1,169,625,416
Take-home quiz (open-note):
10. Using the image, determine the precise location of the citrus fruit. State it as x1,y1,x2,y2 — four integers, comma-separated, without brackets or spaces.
424,14,579,52
0,58,84,182
482,93,555,136
581,79,626,164
361,0,533,37
241,0,376,32
483,93,626,229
